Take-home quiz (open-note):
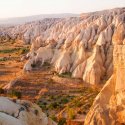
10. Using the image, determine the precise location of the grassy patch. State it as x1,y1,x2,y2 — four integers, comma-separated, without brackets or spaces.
37,94,75,115
58,118,66,125
0,88,4,94
67,107,76,120
0,57,19,62
18,47,30,55
0,47,29,55
0,48,20,53
8,90,22,99
58,72,72,78
0,57,8,62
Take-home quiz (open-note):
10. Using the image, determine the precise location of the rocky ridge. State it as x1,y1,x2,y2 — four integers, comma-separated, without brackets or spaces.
84,23,125,124
1,8,125,85
84,47,125,124
23,8,125,85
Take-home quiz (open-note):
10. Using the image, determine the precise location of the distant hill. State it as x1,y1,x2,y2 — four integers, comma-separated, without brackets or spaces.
0,13,78,26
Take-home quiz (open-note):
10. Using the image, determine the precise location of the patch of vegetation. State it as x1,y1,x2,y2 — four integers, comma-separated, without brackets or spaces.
18,47,30,55
60,97,69,104
65,88,99,116
0,57,8,62
37,94,75,116
48,102,60,110
50,115,57,122
0,57,19,62
0,88,4,94
58,72,72,78
37,103,47,110
8,90,22,99
37,86,99,124
58,118,66,125
0,47,29,55
0,48,20,53
67,107,76,120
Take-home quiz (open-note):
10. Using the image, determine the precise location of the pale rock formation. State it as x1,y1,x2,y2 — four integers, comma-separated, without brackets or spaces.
23,59,35,71
72,61,86,78
23,8,125,85
30,35,44,51
0,97,56,125
112,23,125,45
54,50,71,74
82,45,105,84
84,25,125,124
70,42,86,72
35,46,54,65
2,8,125,85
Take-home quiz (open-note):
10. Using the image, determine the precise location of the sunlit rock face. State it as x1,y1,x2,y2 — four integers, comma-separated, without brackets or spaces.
0,97,56,125
1,8,125,85
84,24,125,124
23,8,125,85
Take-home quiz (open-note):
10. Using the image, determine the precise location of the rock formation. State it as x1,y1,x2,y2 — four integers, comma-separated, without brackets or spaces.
0,97,56,125
84,23,125,124
1,8,125,85
22,8,125,85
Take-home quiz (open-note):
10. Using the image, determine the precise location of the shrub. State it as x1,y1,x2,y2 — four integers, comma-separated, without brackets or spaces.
48,102,59,110
58,72,72,78
58,118,66,125
8,90,22,99
67,108,76,120
0,57,8,62
37,103,47,110
0,88,4,94
61,97,69,104
50,115,57,122
19,48,29,55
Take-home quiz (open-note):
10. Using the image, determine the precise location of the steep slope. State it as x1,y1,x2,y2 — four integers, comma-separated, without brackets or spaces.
84,23,125,125
22,8,125,85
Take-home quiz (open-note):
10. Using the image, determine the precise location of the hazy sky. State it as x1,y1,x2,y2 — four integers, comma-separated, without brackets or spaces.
0,0,125,18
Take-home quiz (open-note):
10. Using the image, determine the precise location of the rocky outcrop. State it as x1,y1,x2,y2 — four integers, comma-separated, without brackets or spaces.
0,97,56,125
23,8,125,85
0,18,60,43
0,8,125,85
84,24,125,124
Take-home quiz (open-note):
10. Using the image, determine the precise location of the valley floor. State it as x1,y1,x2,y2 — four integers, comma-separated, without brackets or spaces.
0,41,100,124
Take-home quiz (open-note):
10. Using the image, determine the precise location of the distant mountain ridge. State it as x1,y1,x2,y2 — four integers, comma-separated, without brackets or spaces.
0,13,78,25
